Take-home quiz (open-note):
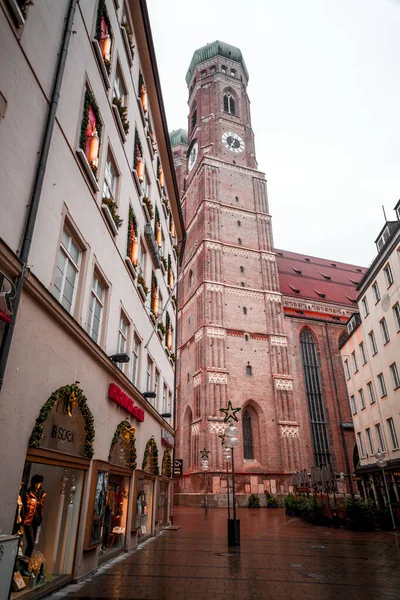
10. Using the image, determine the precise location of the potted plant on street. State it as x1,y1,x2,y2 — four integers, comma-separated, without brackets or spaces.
248,493,260,508
265,492,280,508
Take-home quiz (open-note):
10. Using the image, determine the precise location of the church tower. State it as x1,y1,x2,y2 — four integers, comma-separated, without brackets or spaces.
174,41,302,503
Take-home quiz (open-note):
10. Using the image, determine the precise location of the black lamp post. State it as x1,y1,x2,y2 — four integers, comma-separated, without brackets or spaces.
219,401,241,547
200,447,210,515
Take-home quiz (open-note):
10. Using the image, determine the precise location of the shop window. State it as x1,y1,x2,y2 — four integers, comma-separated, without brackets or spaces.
94,0,113,75
87,273,106,344
53,227,81,314
135,475,155,539
14,382,94,591
243,411,253,459
142,436,159,475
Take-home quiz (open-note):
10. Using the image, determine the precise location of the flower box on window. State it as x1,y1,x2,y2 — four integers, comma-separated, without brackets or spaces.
144,223,162,270
6,0,26,27
142,196,153,222
76,149,100,193
102,203,119,235
125,257,137,279
137,275,148,301
112,102,127,142
92,40,111,90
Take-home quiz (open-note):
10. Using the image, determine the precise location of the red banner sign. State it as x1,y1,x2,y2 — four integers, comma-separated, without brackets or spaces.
108,383,145,422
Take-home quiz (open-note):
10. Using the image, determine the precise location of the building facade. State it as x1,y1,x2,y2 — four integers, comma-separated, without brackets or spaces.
340,201,400,513
0,0,184,595
173,41,365,506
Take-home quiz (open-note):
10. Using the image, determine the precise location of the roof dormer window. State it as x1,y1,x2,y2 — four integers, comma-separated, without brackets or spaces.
292,268,302,275
376,226,390,252
289,285,300,294
315,290,326,298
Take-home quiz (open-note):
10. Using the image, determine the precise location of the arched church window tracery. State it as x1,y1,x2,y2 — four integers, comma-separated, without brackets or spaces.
223,91,235,115
243,411,254,459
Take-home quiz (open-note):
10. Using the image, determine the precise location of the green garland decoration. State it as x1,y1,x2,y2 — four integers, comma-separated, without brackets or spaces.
127,206,138,257
134,129,142,169
142,435,159,475
161,449,172,478
95,0,113,43
79,88,103,154
108,420,137,469
28,382,95,459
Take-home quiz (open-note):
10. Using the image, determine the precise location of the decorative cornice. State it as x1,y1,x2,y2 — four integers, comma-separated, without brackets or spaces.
283,297,353,317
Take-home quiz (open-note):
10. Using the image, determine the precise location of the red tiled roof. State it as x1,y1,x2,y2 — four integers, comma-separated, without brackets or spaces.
276,248,367,307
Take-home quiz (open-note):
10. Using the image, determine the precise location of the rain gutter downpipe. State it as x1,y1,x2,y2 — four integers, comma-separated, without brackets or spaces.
0,0,78,391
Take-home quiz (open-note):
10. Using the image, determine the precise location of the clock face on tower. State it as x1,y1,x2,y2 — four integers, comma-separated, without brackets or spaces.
188,142,198,172
222,132,245,153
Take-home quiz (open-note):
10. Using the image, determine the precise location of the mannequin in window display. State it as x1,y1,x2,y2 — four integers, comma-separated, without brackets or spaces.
23,475,46,557
13,481,26,536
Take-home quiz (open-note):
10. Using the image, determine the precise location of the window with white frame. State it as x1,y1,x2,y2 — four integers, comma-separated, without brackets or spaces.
390,362,400,389
360,342,367,365
87,274,105,343
138,241,146,277
359,388,366,409
369,330,378,355
376,422,386,452
162,383,167,414
118,314,128,354
103,153,118,202
383,264,394,288
377,372,387,397
141,170,150,198
372,282,380,303
53,228,81,314
361,296,369,317
393,303,400,332
387,417,399,450
351,351,358,373
132,335,140,387
154,368,160,407
350,394,357,415
146,355,153,392
357,432,365,457
113,66,126,105
344,359,351,380
367,381,376,404
380,317,390,345
366,428,374,455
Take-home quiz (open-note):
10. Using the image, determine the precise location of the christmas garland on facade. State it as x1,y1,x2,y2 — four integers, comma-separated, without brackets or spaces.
127,206,138,257
79,88,103,153
161,449,172,478
29,382,95,459
134,129,142,169
142,436,159,475
108,420,137,469
95,0,113,44
151,272,158,315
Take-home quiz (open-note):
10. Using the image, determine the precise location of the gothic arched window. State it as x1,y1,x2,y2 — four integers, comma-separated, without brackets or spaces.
223,92,235,115
191,102,197,131
246,363,252,376
243,411,253,459
189,270,194,287
300,329,331,467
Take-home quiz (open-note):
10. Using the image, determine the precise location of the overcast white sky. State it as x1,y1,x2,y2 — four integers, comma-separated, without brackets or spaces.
148,0,400,267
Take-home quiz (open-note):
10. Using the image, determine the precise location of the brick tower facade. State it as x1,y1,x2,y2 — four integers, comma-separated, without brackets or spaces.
173,42,365,505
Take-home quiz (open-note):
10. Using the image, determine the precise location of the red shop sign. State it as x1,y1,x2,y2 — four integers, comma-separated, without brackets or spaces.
108,383,145,422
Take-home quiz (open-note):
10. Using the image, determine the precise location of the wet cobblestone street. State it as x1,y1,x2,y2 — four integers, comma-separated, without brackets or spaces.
51,507,400,600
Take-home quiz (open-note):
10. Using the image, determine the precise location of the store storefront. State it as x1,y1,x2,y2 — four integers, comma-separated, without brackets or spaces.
84,420,136,561
11,383,94,598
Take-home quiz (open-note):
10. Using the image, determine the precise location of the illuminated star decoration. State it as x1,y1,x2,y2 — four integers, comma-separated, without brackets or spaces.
219,400,241,423
200,447,210,459
218,433,226,446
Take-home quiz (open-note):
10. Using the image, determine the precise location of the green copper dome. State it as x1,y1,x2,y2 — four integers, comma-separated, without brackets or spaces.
186,40,249,85
169,129,188,147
